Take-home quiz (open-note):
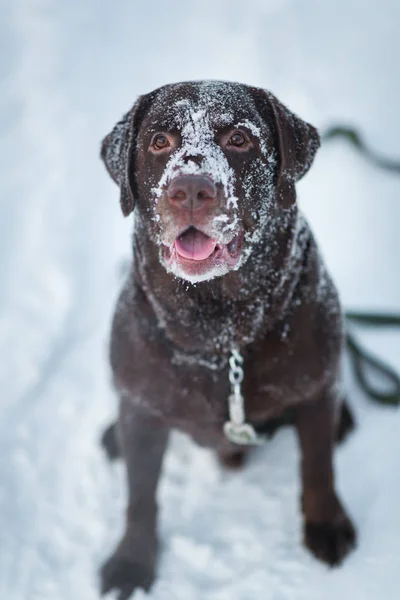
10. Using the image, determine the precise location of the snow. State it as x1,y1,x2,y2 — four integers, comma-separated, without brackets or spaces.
143,81,284,283
151,90,238,206
1,1,400,599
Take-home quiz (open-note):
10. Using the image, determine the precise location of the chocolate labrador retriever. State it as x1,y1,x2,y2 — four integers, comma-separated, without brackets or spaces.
100,81,356,598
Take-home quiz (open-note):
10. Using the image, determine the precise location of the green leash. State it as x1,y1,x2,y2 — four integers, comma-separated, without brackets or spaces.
323,126,400,173
322,125,400,406
345,312,400,405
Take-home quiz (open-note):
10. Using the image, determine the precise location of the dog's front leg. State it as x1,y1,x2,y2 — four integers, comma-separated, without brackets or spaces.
101,403,169,599
295,390,356,566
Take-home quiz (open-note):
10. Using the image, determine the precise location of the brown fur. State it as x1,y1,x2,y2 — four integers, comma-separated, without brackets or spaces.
99,81,356,598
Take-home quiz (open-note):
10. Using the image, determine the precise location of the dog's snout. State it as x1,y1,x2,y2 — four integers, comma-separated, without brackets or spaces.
167,175,217,210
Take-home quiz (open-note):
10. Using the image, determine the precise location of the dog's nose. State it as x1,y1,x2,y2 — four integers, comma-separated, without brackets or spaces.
166,175,217,210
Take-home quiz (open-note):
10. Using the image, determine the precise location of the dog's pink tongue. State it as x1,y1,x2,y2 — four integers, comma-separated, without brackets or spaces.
175,229,216,261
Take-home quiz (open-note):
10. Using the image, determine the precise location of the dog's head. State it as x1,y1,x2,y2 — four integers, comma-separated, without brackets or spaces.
101,81,319,284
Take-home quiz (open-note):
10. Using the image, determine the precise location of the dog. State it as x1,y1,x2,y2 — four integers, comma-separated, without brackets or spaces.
99,81,356,598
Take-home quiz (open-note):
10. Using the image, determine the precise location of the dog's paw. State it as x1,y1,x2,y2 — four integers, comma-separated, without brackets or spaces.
304,516,356,566
100,528,158,599
101,553,155,599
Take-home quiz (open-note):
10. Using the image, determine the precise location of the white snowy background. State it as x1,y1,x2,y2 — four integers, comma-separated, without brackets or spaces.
1,1,400,599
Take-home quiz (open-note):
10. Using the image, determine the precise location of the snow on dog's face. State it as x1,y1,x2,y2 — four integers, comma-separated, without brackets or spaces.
137,82,278,283
101,81,320,284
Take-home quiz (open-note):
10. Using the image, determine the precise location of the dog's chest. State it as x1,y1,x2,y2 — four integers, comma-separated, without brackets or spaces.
118,331,297,431
112,281,325,434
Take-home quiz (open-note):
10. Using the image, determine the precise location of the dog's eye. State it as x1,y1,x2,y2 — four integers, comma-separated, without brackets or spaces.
228,131,248,148
152,134,170,151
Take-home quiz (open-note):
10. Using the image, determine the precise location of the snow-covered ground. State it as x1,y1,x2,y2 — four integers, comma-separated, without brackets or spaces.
1,1,400,599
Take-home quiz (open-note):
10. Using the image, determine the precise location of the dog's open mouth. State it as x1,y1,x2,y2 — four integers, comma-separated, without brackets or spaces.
175,228,217,261
163,226,243,281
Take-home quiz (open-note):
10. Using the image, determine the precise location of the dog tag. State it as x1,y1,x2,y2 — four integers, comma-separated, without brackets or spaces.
223,421,265,446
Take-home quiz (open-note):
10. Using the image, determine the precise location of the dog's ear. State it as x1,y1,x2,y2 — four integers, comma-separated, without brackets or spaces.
252,88,320,208
101,96,146,216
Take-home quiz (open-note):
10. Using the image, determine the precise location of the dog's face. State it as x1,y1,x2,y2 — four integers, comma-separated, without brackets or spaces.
101,81,319,284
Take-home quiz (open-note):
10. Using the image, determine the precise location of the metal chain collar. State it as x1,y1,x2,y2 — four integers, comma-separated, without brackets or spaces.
223,349,265,445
